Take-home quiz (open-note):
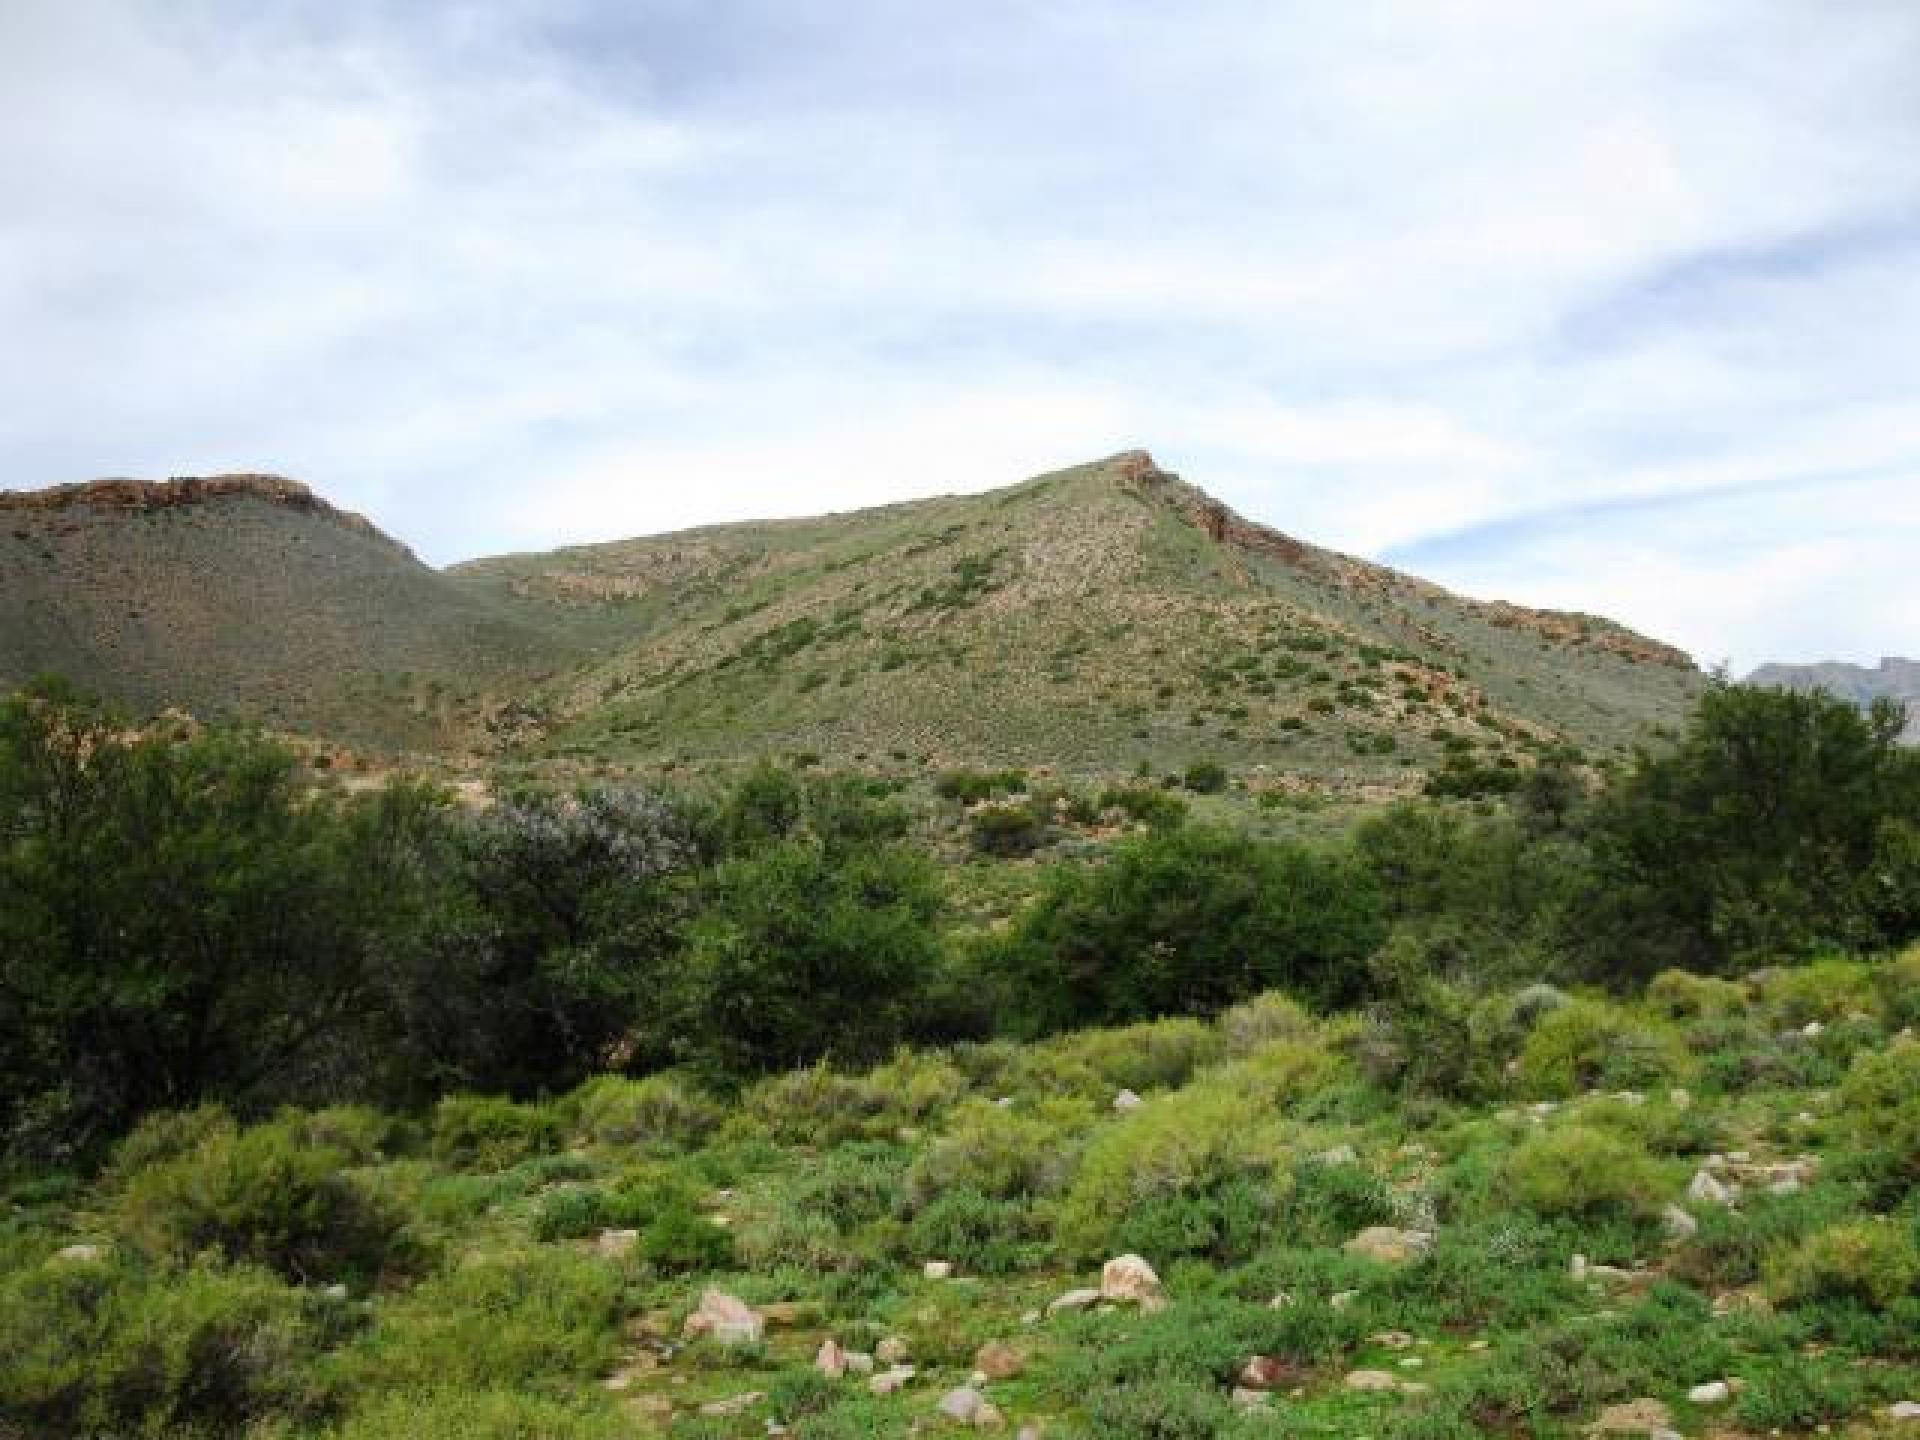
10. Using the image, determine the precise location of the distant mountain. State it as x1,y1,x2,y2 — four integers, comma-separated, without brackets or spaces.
3,454,1704,786
1747,657,1920,741
0,475,583,752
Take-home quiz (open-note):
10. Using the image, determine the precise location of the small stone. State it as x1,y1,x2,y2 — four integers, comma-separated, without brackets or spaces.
844,1351,874,1375
1344,1369,1399,1392
1231,1386,1273,1410
1687,1169,1733,1206
686,1290,765,1346
1662,1204,1698,1241
938,1386,996,1425
1887,1400,1920,1420
869,1365,917,1397
1668,1088,1692,1109
1372,1330,1415,1350
1112,1088,1144,1112
816,1339,848,1378
320,1282,349,1301
52,1243,105,1263
974,1341,1025,1380
1100,1253,1166,1309
1687,1381,1730,1405
1330,1289,1360,1310
1268,1291,1296,1308
1046,1287,1103,1316
698,1391,764,1418
924,1260,955,1280
1239,1355,1291,1390
1315,1143,1359,1166
875,1337,910,1365
1570,1254,1589,1281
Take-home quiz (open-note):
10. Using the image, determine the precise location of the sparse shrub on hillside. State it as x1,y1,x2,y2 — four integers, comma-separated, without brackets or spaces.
0,1256,336,1437
1181,758,1229,794
1770,1220,1920,1310
1514,998,1686,1098
968,798,1053,856
1645,968,1748,1023
1096,783,1188,829
907,1099,1082,1206
102,1104,236,1190
1755,957,1883,1028
327,1389,633,1440
566,1073,721,1152
933,768,1028,804
1054,1084,1288,1261
1835,1038,1920,1192
429,1096,563,1172
119,1121,408,1286
1503,1124,1662,1221
1217,991,1317,1056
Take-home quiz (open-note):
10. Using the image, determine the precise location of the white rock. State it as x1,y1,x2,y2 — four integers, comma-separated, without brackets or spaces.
52,1243,105,1263
1687,1169,1733,1206
1888,1399,1920,1420
1315,1143,1359,1166
686,1290,765,1346
1687,1381,1730,1405
924,1260,955,1280
876,1337,911,1365
1344,1226,1433,1264
816,1339,848,1378
1045,1287,1103,1316
868,1365,917,1397
698,1391,764,1418
1112,1089,1144,1112
595,1228,639,1259
1662,1205,1699,1241
1344,1369,1400,1392
1330,1289,1360,1310
936,1385,1003,1426
1100,1254,1166,1309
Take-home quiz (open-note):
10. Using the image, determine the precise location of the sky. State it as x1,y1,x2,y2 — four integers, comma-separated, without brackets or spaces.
2,1,1916,672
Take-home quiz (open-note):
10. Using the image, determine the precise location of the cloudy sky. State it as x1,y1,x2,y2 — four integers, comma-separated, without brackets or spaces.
3,1,1916,670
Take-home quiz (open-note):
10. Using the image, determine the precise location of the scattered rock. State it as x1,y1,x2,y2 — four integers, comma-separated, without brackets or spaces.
1112,1088,1144,1112
685,1290,765,1346
1344,1226,1432,1264
1687,1169,1733,1206
876,1337,912,1365
1344,1369,1401,1392
1046,1287,1103,1316
936,1385,1004,1426
974,1341,1025,1381
595,1228,638,1259
816,1339,848,1378
1100,1253,1166,1309
1686,1381,1730,1404
869,1365,917,1397
1661,1204,1698,1242
697,1391,763,1418
924,1260,955,1280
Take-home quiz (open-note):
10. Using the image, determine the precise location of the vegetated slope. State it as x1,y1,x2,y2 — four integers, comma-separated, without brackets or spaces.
459,451,1702,787
0,475,578,752
1749,657,1920,741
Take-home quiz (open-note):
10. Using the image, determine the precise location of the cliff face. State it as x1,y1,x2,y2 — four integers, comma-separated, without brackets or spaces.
0,475,417,562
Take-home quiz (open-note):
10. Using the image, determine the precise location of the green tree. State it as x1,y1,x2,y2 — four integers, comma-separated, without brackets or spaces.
1579,685,1920,978
998,823,1387,1030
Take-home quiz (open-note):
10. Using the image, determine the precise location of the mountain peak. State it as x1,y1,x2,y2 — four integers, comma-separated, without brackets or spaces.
0,474,415,562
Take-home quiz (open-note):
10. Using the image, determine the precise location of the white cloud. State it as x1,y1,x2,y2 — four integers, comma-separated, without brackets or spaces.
0,0,1915,665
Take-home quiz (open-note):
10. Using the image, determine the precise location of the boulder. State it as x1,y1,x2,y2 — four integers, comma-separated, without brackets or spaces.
1046,1286,1103,1316
937,1386,1004,1426
1100,1253,1166,1309
974,1340,1025,1381
685,1290,764,1346
816,1339,848,1379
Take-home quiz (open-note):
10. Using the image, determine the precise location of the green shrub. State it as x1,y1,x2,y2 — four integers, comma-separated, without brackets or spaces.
637,1200,736,1274
1514,999,1686,1098
1054,1084,1287,1261
429,1096,563,1171
1503,1125,1661,1220
1837,1038,1920,1188
101,1104,237,1190
969,800,1052,856
329,1389,632,1440
0,1256,335,1437
568,1073,720,1152
1769,1220,1920,1309
1731,1354,1867,1431
1758,958,1883,1028
1181,759,1229,794
341,1247,621,1396
118,1121,406,1286
742,1065,882,1146
1217,991,1317,1056
907,1099,1081,1206
1043,1016,1225,1094
1645,969,1748,1023
905,1186,1041,1274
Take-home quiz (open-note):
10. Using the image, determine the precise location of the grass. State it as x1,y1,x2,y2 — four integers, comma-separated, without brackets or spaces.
6,953,1920,1438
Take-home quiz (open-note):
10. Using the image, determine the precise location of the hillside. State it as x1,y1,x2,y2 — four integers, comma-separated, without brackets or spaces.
1749,657,1920,741
2,455,1702,784
0,475,579,752
459,452,1701,787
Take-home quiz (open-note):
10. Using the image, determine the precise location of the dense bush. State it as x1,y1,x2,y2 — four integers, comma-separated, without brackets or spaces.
118,1120,407,1286
429,1096,563,1172
1770,1220,1920,1310
1503,1125,1662,1220
997,824,1387,1030
1514,998,1686,1098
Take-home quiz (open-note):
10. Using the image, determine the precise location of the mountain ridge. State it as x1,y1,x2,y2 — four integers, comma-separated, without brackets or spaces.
3,452,1704,783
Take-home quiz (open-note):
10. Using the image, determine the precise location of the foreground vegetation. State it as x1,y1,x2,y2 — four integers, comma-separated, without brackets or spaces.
2,678,1918,1436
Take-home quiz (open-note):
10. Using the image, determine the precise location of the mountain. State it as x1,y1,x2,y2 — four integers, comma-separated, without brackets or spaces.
0,475,581,752
452,451,1701,784
1747,657,1920,741
2,454,1702,785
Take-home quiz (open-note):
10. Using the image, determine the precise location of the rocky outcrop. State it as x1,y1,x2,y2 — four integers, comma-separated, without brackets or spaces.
0,475,417,562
